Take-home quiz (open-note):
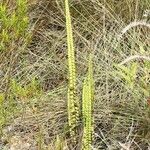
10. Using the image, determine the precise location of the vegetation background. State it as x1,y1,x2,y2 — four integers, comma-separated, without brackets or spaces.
0,0,150,149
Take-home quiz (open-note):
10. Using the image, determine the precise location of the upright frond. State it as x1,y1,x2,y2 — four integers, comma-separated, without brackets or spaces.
82,54,94,150
65,0,79,142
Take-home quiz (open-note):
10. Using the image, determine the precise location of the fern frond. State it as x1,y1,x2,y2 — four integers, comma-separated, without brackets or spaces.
82,54,94,150
65,0,79,142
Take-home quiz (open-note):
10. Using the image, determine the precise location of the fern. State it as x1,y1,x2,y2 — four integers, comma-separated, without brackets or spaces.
82,54,94,150
65,0,79,141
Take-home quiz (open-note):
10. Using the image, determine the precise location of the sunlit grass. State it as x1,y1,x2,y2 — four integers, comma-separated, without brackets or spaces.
0,0,150,149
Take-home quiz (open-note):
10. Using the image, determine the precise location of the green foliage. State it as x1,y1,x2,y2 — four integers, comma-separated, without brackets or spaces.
114,62,138,90
10,78,42,101
65,0,79,141
114,55,150,98
82,54,94,150
0,77,42,134
0,0,29,51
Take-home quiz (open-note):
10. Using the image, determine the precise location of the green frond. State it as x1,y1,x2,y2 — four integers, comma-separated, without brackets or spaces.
65,0,79,142
82,54,94,150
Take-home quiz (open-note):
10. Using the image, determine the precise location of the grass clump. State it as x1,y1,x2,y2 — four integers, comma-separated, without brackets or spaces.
0,0,150,149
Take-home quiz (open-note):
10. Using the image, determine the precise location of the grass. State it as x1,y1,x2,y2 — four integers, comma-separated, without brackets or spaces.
0,0,150,149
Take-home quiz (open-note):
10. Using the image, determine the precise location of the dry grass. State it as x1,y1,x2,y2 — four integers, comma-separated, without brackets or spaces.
0,0,150,149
